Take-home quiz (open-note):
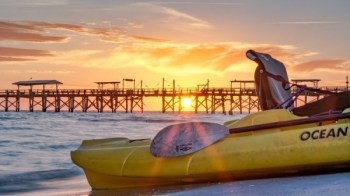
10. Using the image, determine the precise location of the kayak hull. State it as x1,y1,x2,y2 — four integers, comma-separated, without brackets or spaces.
71,109,350,189
82,160,350,190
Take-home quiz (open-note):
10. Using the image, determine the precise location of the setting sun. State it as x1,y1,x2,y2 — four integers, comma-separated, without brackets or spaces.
181,97,192,108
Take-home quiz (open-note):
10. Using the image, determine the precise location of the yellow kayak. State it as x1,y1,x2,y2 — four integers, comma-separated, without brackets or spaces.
71,109,350,190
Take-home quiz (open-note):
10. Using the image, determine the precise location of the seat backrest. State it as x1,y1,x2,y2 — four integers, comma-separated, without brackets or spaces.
246,50,293,111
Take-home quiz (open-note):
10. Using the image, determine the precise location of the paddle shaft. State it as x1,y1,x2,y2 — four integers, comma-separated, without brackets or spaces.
229,112,350,134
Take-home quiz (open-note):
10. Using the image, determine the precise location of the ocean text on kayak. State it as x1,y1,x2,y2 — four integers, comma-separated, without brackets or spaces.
300,126,348,141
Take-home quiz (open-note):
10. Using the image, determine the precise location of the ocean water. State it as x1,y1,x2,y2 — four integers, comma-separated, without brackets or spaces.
0,111,240,195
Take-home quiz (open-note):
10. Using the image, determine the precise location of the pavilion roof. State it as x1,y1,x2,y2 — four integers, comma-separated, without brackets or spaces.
13,80,63,86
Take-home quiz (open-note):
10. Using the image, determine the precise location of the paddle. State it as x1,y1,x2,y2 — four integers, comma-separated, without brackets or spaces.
150,112,350,157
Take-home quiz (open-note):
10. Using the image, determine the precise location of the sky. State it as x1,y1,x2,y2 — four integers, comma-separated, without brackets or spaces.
1,0,350,90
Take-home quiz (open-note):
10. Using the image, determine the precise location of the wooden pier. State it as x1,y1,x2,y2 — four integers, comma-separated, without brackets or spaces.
0,79,348,114
0,87,259,114
0,79,260,114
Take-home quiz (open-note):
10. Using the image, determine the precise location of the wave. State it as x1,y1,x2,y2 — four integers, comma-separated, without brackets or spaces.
0,126,35,131
0,140,12,147
77,116,186,124
0,167,82,194
45,143,79,151
0,116,18,121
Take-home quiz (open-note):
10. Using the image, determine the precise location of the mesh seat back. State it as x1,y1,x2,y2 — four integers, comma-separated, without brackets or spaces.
247,50,293,111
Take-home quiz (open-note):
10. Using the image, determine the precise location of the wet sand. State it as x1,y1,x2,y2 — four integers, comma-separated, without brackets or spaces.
165,172,350,196
10,171,350,196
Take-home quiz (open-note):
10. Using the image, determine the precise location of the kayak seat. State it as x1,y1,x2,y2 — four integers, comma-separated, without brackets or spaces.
246,50,293,111
246,49,350,116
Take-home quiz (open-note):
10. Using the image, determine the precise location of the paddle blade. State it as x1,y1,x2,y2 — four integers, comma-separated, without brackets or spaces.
150,122,228,157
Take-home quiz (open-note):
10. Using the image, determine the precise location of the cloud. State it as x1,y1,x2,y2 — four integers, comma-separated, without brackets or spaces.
3,69,73,75
1,20,348,78
0,20,171,62
70,42,309,76
26,70,73,74
52,40,349,79
149,1,242,6
275,21,340,25
0,19,174,50
0,57,34,62
0,46,53,56
0,46,53,61
131,35,169,42
26,21,121,40
0,0,70,7
131,2,212,30
0,21,67,42
0,20,130,44
128,21,144,29
292,59,349,72
28,21,85,32
25,21,131,43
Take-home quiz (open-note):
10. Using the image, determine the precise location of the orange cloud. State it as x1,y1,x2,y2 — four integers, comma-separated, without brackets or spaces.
132,35,168,42
26,21,126,40
15,20,145,45
0,20,126,62
0,46,53,61
0,46,52,56
292,59,349,72
0,21,67,42
128,21,144,29
0,56,34,62
2,20,349,78
76,42,305,76
27,21,85,32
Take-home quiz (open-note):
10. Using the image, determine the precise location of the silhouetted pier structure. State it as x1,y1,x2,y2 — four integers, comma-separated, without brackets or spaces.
0,79,348,114
292,79,321,107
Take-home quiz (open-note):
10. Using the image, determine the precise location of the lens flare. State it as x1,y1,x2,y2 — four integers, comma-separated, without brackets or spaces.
181,97,192,108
